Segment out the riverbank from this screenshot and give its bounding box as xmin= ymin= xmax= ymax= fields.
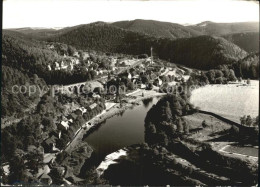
xmin=65 ymin=90 xmax=166 ymax=153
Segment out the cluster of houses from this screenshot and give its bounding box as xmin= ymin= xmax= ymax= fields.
xmin=47 ymin=58 xmax=80 ymax=71
xmin=42 ymin=102 xmax=99 ymax=153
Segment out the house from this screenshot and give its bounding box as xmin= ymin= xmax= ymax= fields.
xmin=82 ymin=52 xmax=90 ymax=60
xmin=112 ymin=67 xmax=117 ymax=71
xmin=88 ymin=92 xmax=100 ymax=98
xmin=89 ymin=103 xmax=97 ymax=110
xmin=154 ymin=77 xmax=163 ymax=86
xmin=60 ymin=61 xmax=68 ymax=69
xmin=128 ymin=73 xmax=132 ymax=79
xmin=87 ymin=60 xmax=92 ymax=65
xmin=75 ymin=59 xmax=80 ymax=64
xmin=98 ymin=70 xmax=103 ymax=75
xmin=68 ymin=62 xmax=74 ymax=71
xmin=61 ymin=121 xmax=70 ymax=130
xmin=3 ymin=164 xmax=10 ymax=176
xmin=67 ymin=113 xmax=77 ymax=121
xmin=42 ymin=135 xmax=58 ymax=153
xmin=48 ymin=44 xmax=54 ymax=49
xmin=39 ymin=173 xmax=52 ymax=185
xmin=79 ymin=107 xmax=87 ymax=114
xmin=36 ymin=165 xmax=51 ymax=178
xmin=54 ymin=62 xmax=60 ymax=70
xmin=58 ymin=131 xmax=61 ymax=139
xmin=73 ymin=51 xmax=80 ymax=58
xmin=140 ymin=84 xmax=146 ymax=89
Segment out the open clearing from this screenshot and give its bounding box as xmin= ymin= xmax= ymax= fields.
xmin=190 ymin=80 xmax=259 ymax=123
xmin=223 ymin=145 xmax=258 ymax=157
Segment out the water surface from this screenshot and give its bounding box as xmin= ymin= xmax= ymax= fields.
xmin=84 ymin=97 xmax=160 ymax=161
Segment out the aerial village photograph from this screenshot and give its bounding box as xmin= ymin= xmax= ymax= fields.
xmin=1 ymin=0 xmax=259 ymax=186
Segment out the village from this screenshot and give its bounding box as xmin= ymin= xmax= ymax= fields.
xmin=1 ymin=46 xmax=192 ymax=185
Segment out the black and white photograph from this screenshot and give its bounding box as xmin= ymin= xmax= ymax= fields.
xmin=1 ymin=0 xmax=259 ymax=186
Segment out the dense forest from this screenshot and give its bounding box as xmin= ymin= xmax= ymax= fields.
xmin=2 ymin=31 xmax=101 ymax=85
xmin=44 ymin=23 xmax=248 ymax=70
xmin=2 ymin=22 xmax=258 ymax=117
xmin=234 ymin=52 xmax=259 ymax=79
xmin=223 ymin=32 xmax=259 ymax=53
xmin=1 ymin=65 xmax=46 ymax=118
xmin=111 ymin=19 xmax=202 ymax=39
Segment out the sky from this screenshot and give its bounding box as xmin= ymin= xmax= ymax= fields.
xmin=3 ymin=0 xmax=259 ymax=29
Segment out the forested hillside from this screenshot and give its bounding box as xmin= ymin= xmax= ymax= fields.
xmin=234 ymin=52 xmax=259 ymax=79
xmin=1 ymin=65 xmax=46 ymax=118
xmin=222 ymin=32 xmax=259 ymax=53
xmin=45 ymin=22 xmax=248 ymax=70
xmin=2 ymin=31 xmax=99 ymax=85
xmin=111 ymin=19 xmax=202 ymax=39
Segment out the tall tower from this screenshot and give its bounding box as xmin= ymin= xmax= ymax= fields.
xmin=150 ymin=47 xmax=153 ymax=64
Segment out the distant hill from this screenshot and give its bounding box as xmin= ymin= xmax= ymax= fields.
xmin=222 ymin=32 xmax=259 ymax=53
xmin=7 ymin=27 xmax=59 ymax=38
xmin=188 ymin=21 xmax=259 ymax=35
xmin=111 ymin=19 xmax=202 ymax=39
xmin=44 ymin=22 xmax=248 ymax=69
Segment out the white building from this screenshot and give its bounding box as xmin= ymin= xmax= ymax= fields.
xmin=128 ymin=73 xmax=132 ymax=79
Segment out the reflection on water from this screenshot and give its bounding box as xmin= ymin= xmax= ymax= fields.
xmin=83 ymin=97 xmax=160 ymax=162
xmin=142 ymin=98 xmax=154 ymax=108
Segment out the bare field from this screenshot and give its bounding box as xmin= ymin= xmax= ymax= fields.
xmin=223 ymin=145 xmax=258 ymax=157
xmin=190 ymin=80 xmax=259 ymax=123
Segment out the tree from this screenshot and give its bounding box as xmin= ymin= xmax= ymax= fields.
xmin=173 ymin=100 xmax=182 ymax=116
xmin=146 ymin=82 xmax=153 ymax=90
xmin=185 ymin=104 xmax=190 ymax=115
xmin=221 ymin=66 xmax=230 ymax=78
xmin=8 ymin=156 xmax=28 ymax=184
xmin=200 ymin=72 xmax=209 ymax=84
xmin=68 ymin=45 xmax=76 ymax=56
xmin=127 ymin=81 xmax=135 ymax=90
xmin=27 ymin=148 xmax=44 ymax=174
xmin=49 ymin=167 xmax=64 ymax=184
xmin=158 ymin=132 xmax=168 ymax=146
xmin=176 ymin=118 xmax=183 ymax=132
xmin=206 ymin=70 xmax=215 ymax=83
xmin=215 ymin=70 xmax=223 ymax=78
xmin=202 ymin=120 xmax=208 ymax=128
xmin=246 ymin=115 xmax=253 ymax=126
xmin=240 ymin=115 xmax=246 ymax=126
xmin=165 ymin=101 xmax=172 ymax=122
xmin=148 ymin=123 xmax=157 ymax=134
xmin=215 ymin=77 xmax=224 ymax=84
xmin=229 ymin=69 xmax=237 ymax=82
xmin=183 ymin=121 xmax=190 ymax=134
xmin=253 ymin=116 xmax=259 ymax=126
xmin=42 ymin=117 xmax=56 ymax=131
xmin=141 ymin=75 xmax=149 ymax=84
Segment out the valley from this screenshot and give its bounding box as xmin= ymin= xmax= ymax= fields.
xmin=1 ymin=18 xmax=259 ymax=186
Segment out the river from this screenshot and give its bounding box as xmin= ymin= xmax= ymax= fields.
xmin=83 ymin=97 xmax=160 ymax=163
